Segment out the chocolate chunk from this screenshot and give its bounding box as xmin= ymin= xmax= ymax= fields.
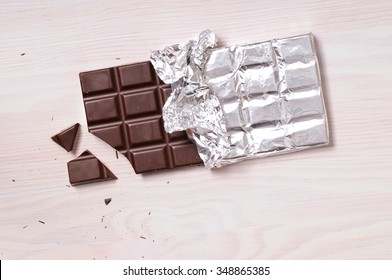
xmin=51 ymin=123 xmax=80 ymax=152
xmin=67 ymin=150 xmax=117 ymax=185
xmin=80 ymin=61 xmax=202 ymax=174
xmin=104 ymin=198 xmax=112 ymax=205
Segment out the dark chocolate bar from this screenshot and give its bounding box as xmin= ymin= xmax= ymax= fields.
xmin=79 ymin=61 xmax=202 ymax=174
xmin=67 ymin=150 xmax=117 ymax=185
xmin=51 ymin=123 xmax=80 ymax=152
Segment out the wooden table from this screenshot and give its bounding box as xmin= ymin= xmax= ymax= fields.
xmin=1 ymin=0 xmax=391 ymax=259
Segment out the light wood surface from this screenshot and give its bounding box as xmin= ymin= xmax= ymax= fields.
xmin=1 ymin=0 xmax=391 ymax=260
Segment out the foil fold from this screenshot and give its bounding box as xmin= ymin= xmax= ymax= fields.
xmin=150 ymin=30 xmax=329 ymax=168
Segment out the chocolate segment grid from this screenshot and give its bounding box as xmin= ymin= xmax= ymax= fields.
xmin=80 ymin=61 xmax=202 ymax=174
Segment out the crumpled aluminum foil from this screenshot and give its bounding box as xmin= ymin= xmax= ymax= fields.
xmin=151 ymin=30 xmax=329 ymax=168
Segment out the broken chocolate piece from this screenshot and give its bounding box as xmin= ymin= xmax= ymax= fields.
xmin=67 ymin=150 xmax=117 ymax=185
xmin=51 ymin=123 xmax=80 ymax=152
xmin=104 ymin=198 xmax=112 ymax=205
xmin=79 ymin=61 xmax=202 ymax=174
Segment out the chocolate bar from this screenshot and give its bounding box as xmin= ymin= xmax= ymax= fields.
xmin=51 ymin=123 xmax=80 ymax=152
xmin=67 ymin=150 xmax=117 ymax=185
xmin=79 ymin=62 xmax=202 ymax=174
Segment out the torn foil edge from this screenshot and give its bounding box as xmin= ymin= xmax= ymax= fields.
xmin=151 ymin=30 xmax=231 ymax=167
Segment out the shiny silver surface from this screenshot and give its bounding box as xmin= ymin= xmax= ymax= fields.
xmin=151 ymin=31 xmax=329 ymax=168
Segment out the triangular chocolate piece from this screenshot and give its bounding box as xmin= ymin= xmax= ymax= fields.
xmin=52 ymin=123 xmax=80 ymax=152
xmin=67 ymin=150 xmax=117 ymax=186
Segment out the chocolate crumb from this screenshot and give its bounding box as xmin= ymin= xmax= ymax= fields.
xmin=20 ymin=53 xmax=25 ymax=56
xmin=166 ymin=181 xmax=169 ymax=184
xmin=12 ymin=179 xmax=15 ymax=182
xmin=38 ymin=220 xmax=45 ymax=224
xmin=148 ymin=211 xmax=151 ymax=215
xmin=115 ymin=58 xmax=120 ymax=60
xmin=115 ymin=151 xmax=119 ymax=159
xmin=66 ymin=184 xmax=70 ymax=188
xmin=142 ymin=256 xmax=144 ymax=258
xmin=22 ymin=225 xmax=28 ymax=229
xmin=51 ymin=117 xmax=53 ymax=121
xmin=104 ymin=226 xmax=107 ymax=229
xmin=140 ymin=236 xmax=146 ymax=239
xmin=104 ymin=198 xmax=112 ymax=205
xmin=101 ymin=215 xmax=105 ymax=222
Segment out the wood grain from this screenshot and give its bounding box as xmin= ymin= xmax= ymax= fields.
xmin=0 ymin=0 xmax=391 ymax=259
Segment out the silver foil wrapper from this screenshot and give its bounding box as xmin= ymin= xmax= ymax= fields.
xmin=151 ymin=31 xmax=329 ymax=168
